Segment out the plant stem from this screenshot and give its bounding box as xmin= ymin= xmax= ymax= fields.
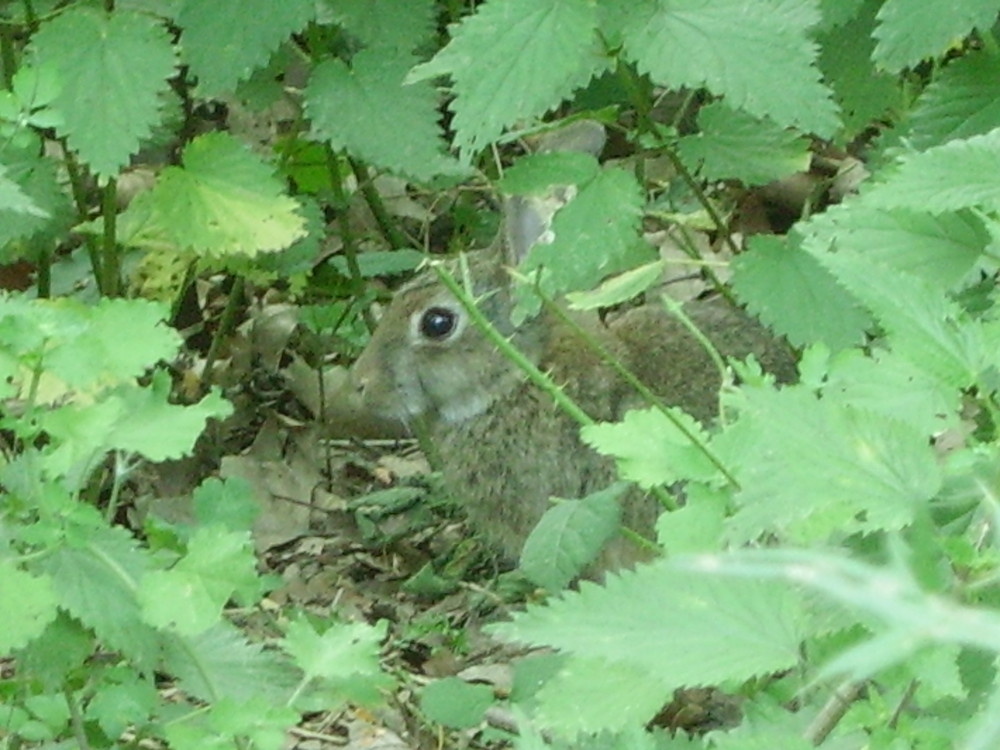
xmin=63 ymin=148 xmax=104 ymax=293
xmin=100 ymin=177 xmax=119 ymax=296
xmin=201 ymin=275 xmax=244 ymax=395
xmin=348 ymin=156 xmax=410 ymax=250
xmin=0 ymin=23 xmax=15 ymax=89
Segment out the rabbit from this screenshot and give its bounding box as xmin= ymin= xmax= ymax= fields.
xmin=349 ymin=130 xmax=795 ymax=572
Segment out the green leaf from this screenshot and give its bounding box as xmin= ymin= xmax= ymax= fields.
xmin=862 ymin=128 xmax=1000 ymax=212
xmin=0 ymin=164 xmax=46 ymax=217
xmin=283 ymin=618 xmax=387 ymax=682
xmin=732 ymin=235 xmax=871 ymax=352
xmin=491 ymin=561 xmax=805 ymax=699
xmin=621 ymin=0 xmax=839 ymax=137
xmin=410 ymin=0 xmax=607 ymax=160
xmin=520 ymin=484 xmax=624 ymax=591
xmin=498 ymin=151 xmax=602 ymax=196
xmin=872 ymin=0 xmax=1000 ymax=72
xmin=719 ymin=387 xmax=942 ymax=545
xmin=140 ymin=527 xmax=260 ymax=635
xmin=36 ymin=526 xmax=161 ymax=668
xmin=29 ymin=7 xmax=176 ymax=178
xmin=819 ymin=252 xmax=987 ymax=389
xmin=420 ymin=677 xmax=495 ymax=730
xmin=676 ymin=102 xmax=811 ymax=185
xmin=305 ymin=49 xmax=462 ymax=181
xmin=193 ymin=477 xmax=261 ymax=532
xmin=515 ymin=167 xmax=650 ymax=320
xmin=0 ymin=150 xmax=74 ymax=251
xmin=178 ymin=0 xmax=313 ymax=97
xmin=907 ymin=50 xmax=1000 ymax=150
xmin=581 ymin=407 xmax=719 ymax=489
xmin=800 ymin=205 xmax=988 ymax=290
xmin=0 ymin=563 xmax=58 ymax=653
xmin=534 ymin=657 xmax=669 ymax=735
xmin=655 ymin=484 xmax=726 ymax=555
xmin=86 ymin=671 xmax=159 ymax=739
xmin=817 ymin=0 xmax=902 ymax=141
xmin=137 ymin=132 xmax=306 ymax=257
xmin=565 ymin=260 xmax=666 ymax=310
xmin=324 ymin=0 xmax=436 ymax=53
xmin=162 ymin=622 xmax=300 ymax=703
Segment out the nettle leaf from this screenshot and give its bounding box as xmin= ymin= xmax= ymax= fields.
xmin=516 ymin=167 xmax=650 ymax=319
xmin=498 ymin=151 xmax=602 ymax=196
xmin=36 ymin=525 xmax=161 ymax=668
xmin=420 ymin=677 xmax=495 ymax=730
xmin=621 ymin=0 xmax=838 ymax=137
xmin=178 ymin=0 xmax=313 ymax=97
xmin=817 ymin=0 xmax=867 ymax=30
xmin=719 ymin=387 xmax=942 ymax=545
xmin=410 ymin=0 xmax=607 ymax=160
xmin=818 ymin=0 xmax=902 ymax=141
xmin=140 ymin=527 xmax=259 ymax=635
xmin=731 ymin=234 xmax=871 ymax=352
xmin=29 ymin=7 xmax=176 ymax=178
xmin=0 ymin=563 xmax=58 ymax=653
xmin=283 ymin=618 xmax=387 ymax=683
xmin=162 ymin=622 xmax=299 ymax=703
xmin=0 ymin=164 xmax=46 ymax=217
xmin=820 ymin=253 xmax=987 ymax=389
xmin=582 ymin=407 xmax=719 ymax=489
xmin=676 ymin=102 xmax=810 ymax=185
xmin=305 ymin=49 xmax=461 ymax=182
xmin=0 ymin=151 xmax=74 ymax=251
xmin=140 ymin=132 xmax=306 ymax=257
xmin=520 ymin=484 xmax=624 ymax=591
xmin=800 ymin=205 xmax=988 ymax=289
xmin=325 ymin=0 xmax=436 ymax=53
xmin=862 ymin=128 xmax=1000 ymax=213
xmin=907 ymin=50 xmax=1000 ymax=150
xmin=491 ymin=561 xmax=805 ymax=701
xmin=872 ymin=0 xmax=1000 ymax=73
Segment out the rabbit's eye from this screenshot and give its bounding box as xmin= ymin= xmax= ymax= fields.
xmin=419 ymin=306 xmax=458 ymax=340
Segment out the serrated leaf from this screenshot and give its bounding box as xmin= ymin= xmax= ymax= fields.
xmin=140 ymin=132 xmax=306 ymax=256
xmin=819 ymin=252 xmax=986 ymax=388
xmin=193 ymin=477 xmax=261 ymax=532
xmin=800 ymin=205 xmax=988 ymax=289
xmin=325 ymin=0 xmax=436 ymax=53
xmin=0 ymin=150 xmax=74 ymax=251
xmin=863 ymin=128 xmax=1000 ymax=213
xmin=178 ymin=0 xmax=313 ymax=96
xmin=306 ymin=49 xmax=461 ymax=181
xmin=676 ymin=102 xmax=811 ymax=185
xmin=0 ymin=563 xmax=58 ymax=653
xmin=565 ymin=260 xmax=666 ymax=310
xmin=420 ymin=677 xmax=495 ymax=729
xmin=719 ymin=387 xmax=941 ymax=545
xmin=491 ymin=561 xmax=805 ymax=698
xmin=515 ymin=167 xmax=650 ymax=319
xmin=655 ymin=484 xmax=726 ymax=555
xmin=818 ymin=0 xmax=901 ymax=141
xmin=283 ymin=618 xmax=387 ymax=683
xmin=872 ymin=0 xmax=1000 ymax=72
xmin=907 ymin=50 xmax=1000 ymax=150
xmin=0 ymin=164 xmax=46 ymax=217
xmin=162 ymin=622 xmax=299 ymax=703
xmin=582 ymin=407 xmax=718 ymax=489
xmin=498 ymin=151 xmax=602 ymax=196
xmin=731 ymin=234 xmax=871 ymax=352
xmin=410 ymin=0 xmax=607 ymax=160
xmin=534 ymin=657 xmax=668 ymax=735
xmin=622 ymin=0 xmax=839 ymax=137
xmin=36 ymin=526 xmax=161 ymax=668
xmin=520 ymin=485 xmax=623 ymax=591
xmin=140 ymin=527 xmax=259 ymax=635
xmin=30 ymin=7 xmax=176 ymax=178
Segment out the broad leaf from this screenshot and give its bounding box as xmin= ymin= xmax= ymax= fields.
xmin=873 ymin=0 xmax=1000 ymax=72
xmin=324 ymin=0 xmax=436 ymax=53
xmin=0 ymin=563 xmax=58 ymax=653
xmin=305 ymin=49 xmax=461 ymax=181
xmin=492 ymin=561 xmax=805 ymax=698
xmin=677 ymin=102 xmax=811 ymax=185
xmin=178 ymin=0 xmax=313 ymax=97
xmin=621 ymin=0 xmax=839 ymax=136
xmin=731 ymin=234 xmax=871 ymax=352
xmin=135 ymin=132 xmax=306 ymax=257
xmin=410 ymin=0 xmax=607 ymax=160
xmin=30 ymin=7 xmax=176 ymax=178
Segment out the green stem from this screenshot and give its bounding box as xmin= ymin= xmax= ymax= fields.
xmin=64 ymin=688 xmax=92 ymax=750
xmin=34 ymin=244 xmax=51 ymax=298
xmin=660 ymin=146 xmax=741 ymax=257
xmin=327 ymin=147 xmax=376 ymax=332
xmin=0 ymin=23 xmax=15 ymax=89
xmin=201 ymin=275 xmax=244 ymax=395
xmin=63 ymin=149 xmax=104 ymax=292
xmin=100 ymin=177 xmax=119 ymax=296
xmin=348 ymin=156 xmax=410 ymax=250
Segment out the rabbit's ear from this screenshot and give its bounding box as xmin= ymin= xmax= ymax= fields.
xmin=535 ymin=119 xmax=606 ymax=156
